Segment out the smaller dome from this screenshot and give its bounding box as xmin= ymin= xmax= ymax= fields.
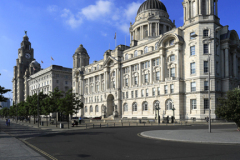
xmin=30 ymin=60 xmax=40 ymax=66
xmin=75 ymin=44 xmax=88 ymax=54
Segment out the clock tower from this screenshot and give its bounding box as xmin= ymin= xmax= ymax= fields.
xmin=12 ymin=33 xmax=41 ymax=104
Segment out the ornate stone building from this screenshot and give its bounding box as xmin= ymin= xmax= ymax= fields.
xmin=12 ymin=34 xmax=41 ymax=104
xmin=73 ymin=0 xmax=240 ymax=120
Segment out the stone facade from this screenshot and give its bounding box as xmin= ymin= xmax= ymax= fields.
xmin=26 ymin=65 xmax=72 ymax=98
xmin=74 ymin=0 xmax=240 ymax=120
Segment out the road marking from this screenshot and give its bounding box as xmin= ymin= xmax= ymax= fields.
xmin=22 ymin=140 xmax=58 ymax=160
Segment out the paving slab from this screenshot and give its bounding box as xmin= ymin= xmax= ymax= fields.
xmin=141 ymin=129 xmax=240 ymax=144
xmin=0 ymin=132 xmax=46 ymax=160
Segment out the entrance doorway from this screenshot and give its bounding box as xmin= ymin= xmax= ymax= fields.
xmin=106 ymin=94 xmax=114 ymax=117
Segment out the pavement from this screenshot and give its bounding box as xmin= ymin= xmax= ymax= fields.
xmin=0 ymin=131 xmax=46 ymax=160
xmin=141 ymin=128 xmax=240 ymax=144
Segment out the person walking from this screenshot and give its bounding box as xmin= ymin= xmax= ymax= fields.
xmin=8 ymin=119 xmax=10 ymax=126
xmin=6 ymin=119 xmax=8 ymax=126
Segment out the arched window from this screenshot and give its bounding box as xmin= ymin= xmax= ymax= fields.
xmin=132 ymin=102 xmax=137 ymax=111
xmin=169 ymin=39 xmax=175 ymax=46
xmin=95 ymin=105 xmax=99 ymax=112
xmin=90 ymin=105 xmax=93 ymax=112
xmin=134 ymin=50 xmax=138 ymax=57
xmin=97 ymin=65 xmax=99 ymax=70
xmin=91 ymin=67 xmax=94 ymax=72
xmin=85 ymin=106 xmax=88 ymax=113
xmin=166 ymin=99 xmax=173 ymax=110
xmin=144 ymin=47 xmax=148 ymax=54
xmin=124 ymin=103 xmax=128 ymax=112
xmin=125 ymin=54 xmax=128 ymax=60
xmin=143 ymin=101 xmax=148 ymax=111
xmin=155 ymin=43 xmax=158 ymax=50
xmin=154 ymin=101 xmax=160 ymax=110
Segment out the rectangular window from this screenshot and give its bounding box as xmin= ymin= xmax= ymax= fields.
xmin=203 ymin=30 xmax=209 ymax=37
xmin=190 ymin=32 xmax=195 ymax=39
xmin=170 ymin=68 xmax=175 ymax=77
xmin=190 ymin=46 xmax=195 ymax=56
xmin=152 ymin=88 xmax=155 ymax=96
xmin=65 ymin=81 xmax=68 ymax=85
xmin=125 ymin=79 xmax=129 ymax=86
xmin=141 ymin=90 xmax=144 ymax=97
xmin=204 ymin=44 xmax=209 ymax=54
xmin=204 ymin=81 xmax=209 ymax=91
xmin=56 ymin=80 xmax=59 ymax=84
xmin=157 ymin=87 xmax=160 ymax=95
xmin=190 ymin=63 xmax=196 ymax=74
xmin=204 ymin=99 xmax=209 ymax=109
xmin=131 ymin=91 xmax=134 ymax=98
xmin=191 ymin=82 xmax=196 ymax=92
xmin=56 ymin=74 xmax=59 ymax=77
xmin=126 ymin=92 xmax=128 ymax=99
xmin=146 ymin=89 xmax=148 ymax=97
xmin=134 ymin=76 xmax=138 ymax=85
xmin=191 ymin=99 xmax=197 ymax=110
xmin=164 ymin=85 xmax=168 ymax=94
xmin=145 ymin=74 xmax=148 ymax=83
xmin=204 ymin=61 xmax=208 ymax=73
xmin=122 ymin=92 xmax=125 ymax=99
xmin=170 ymin=84 xmax=174 ymax=93
xmin=156 ymin=72 xmax=160 ymax=81
xmin=170 ymin=55 xmax=175 ymax=61
xmin=135 ymin=90 xmax=138 ymax=98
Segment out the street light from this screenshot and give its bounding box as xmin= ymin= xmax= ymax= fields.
xmin=155 ymin=102 xmax=160 ymax=124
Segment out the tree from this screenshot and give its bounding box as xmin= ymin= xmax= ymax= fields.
xmin=1 ymin=107 xmax=9 ymax=118
xmin=58 ymin=89 xmax=83 ymax=129
xmin=216 ymin=88 xmax=240 ymax=130
xmin=0 ymin=86 xmax=11 ymax=102
xmin=28 ymin=94 xmax=38 ymax=124
xmin=48 ymin=87 xmax=63 ymax=127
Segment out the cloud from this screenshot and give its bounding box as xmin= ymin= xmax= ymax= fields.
xmin=61 ymin=9 xmax=83 ymax=28
xmin=47 ymin=5 xmax=59 ymax=13
xmin=81 ymin=0 xmax=113 ymax=20
xmin=101 ymin=31 xmax=108 ymax=37
xmin=124 ymin=2 xmax=142 ymax=21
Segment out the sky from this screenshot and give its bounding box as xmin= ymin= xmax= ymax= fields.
xmin=0 ymin=0 xmax=240 ymax=101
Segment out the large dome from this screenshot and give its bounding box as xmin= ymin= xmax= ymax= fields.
xmin=137 ymin=0 xmax=167 ymax=15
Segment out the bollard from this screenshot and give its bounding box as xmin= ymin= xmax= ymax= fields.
xmin=86 ymin=124 xmax=87 ymax=129
xmin=100 ymin=123 xmax=101 ymax=128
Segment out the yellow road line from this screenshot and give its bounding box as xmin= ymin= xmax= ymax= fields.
xmin=22 ymin=140 xmax=58 ymax=160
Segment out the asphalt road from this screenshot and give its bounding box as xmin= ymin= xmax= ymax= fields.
xmin=21 ymin=124 xmax=240 ymax=160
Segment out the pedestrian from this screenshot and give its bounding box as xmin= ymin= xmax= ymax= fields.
xmin=79 ymin=117 xmax=82 ymax=124
xmin=6 ymin=119 xmax=8 ymax=126
xmin=8 ymin=119 xmax=10 ymax=126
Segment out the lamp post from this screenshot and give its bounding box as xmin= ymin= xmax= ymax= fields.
xmin=155 ymin=102 xmax=160 ymax=124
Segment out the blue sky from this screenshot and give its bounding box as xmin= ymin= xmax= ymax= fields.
xmin=1 ymin=0 xmax=240 ymax=100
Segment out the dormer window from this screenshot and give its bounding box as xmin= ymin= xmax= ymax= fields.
xmin=169 ymin=39 xmax=175 ymax=46
xmin=134 ymin=50 xmax=138 ymax=57
xmin=125 ymin=54 xmax=128 ymax=60
xmin=144 ymin=47 xmax=148 ymax=54
xmin=155 ymin=43 xmax=158 ymax=50
xmin=190 ymin=32 xmax=197 ymax=39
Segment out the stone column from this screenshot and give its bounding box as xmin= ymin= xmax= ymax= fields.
xmin=157 ymin=23 xmax=159 ymax=36
xmin=139 ymin=63 xmax=142 ymax=85
xmin=221 ymin=50 xmax=225 ymax=78
xmin=163 ymin=25 xmax=166 ymax=34
xmin=215 ymin=0 xmax=218 ymax=16
xmin=150 ymin=60 xmax=153 ymax=84
xmin=196 ymin=0 xmax=199 ymax=15
xmin=234 ymin=52 xmax=237 ymax=77
xmin=211 ymin=0 xmax=214 ymax=15
xmin=209 ymin=0 xmax=212 ymax=15
xmin=187 ymin=1 xmax=189 ymax=19
xmin=199 ymin=0 xmax=202 ymax=15
xmin=115 ymin=68 xmax=118 ymax=89
xmin=148 ymin=23 xmax=150 ymax=37
xmin=133 ymin=31 xmax=135 ymax=41
xmin=150 ymin=23 xmax=152 ymax=37
xmin=160 ymin=51 xmax=165 ymax=81
xmin=129 ymin=66 xmax=132 ymax=87
xmin=225 ymin=48 xmax=229 ymax=78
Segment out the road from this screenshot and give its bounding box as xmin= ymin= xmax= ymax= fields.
xmin=1 ymin=120 xmax=240 ymax=160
